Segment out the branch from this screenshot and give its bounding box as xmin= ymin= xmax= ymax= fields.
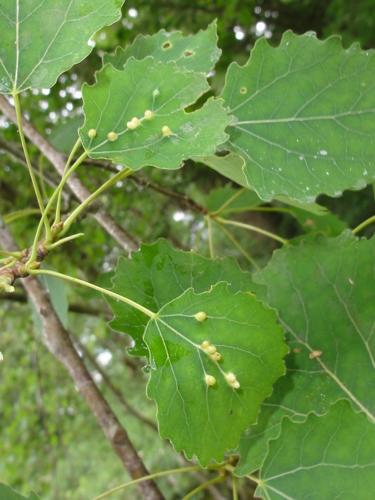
xmin=73 ymin=336 xmax=158 ymax=433
xmin=0 ymin=96 xmax=137 ymax=253
xmin=0 ymin=220 xmax=164 ymax=500
xmin=0 ymin=136 xmax=69 ymax=200
xmin=83 ymin=157 xmax=207 ymax=215
xmin=0 ymin=291 xmax=111 ymax=319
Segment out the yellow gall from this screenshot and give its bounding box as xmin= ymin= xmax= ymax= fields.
xmin=204 ymin=374 xmax=216 ymax=387
xmin=206 ymin=344 xmax=217 ymax=355
xmin=161 ymin=125 xmax=173 ymax=137
xmin=107 ymin=131 xmax=118 ymax=142
xmin=88 ymin=128 xmax=97 ymax=139
xmin=195 ymin=311 xmax=207 ymax=322
xmin=225 ymin=372 xmax=240 ymax=389
xmin=127 ymin=117 xmax=141 ymax=130
xmin=210 ymin=352 xmax=222 ymax=362
xmin=144 ymin=110 xmax=154 ymax=120
xmin=201 ymin=340 xmax=210 ymax=349
xmin=225 ymin=372 xmax=237 ymax=384
xmin=309 ymin=350 xmax=323 ymax=359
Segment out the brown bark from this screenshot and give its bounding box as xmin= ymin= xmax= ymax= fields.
xmin=0 ymin=220 xmax=164 ymax=500
xmin=0 ymin=95 xmax=137 ymax=253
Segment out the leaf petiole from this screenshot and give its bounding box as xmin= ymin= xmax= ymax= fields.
xmin=28 ymin=268 xmax=156 ymax=319
xmin=27 ymin=151 xmax=88 ymax=265
xmin=182 ymin=475 xmax=225 ymax=499
xmin=61 ymin=167 xmax=133 ymax=235
xmin=215 ymin=216 xmax=288 ymax=245
xmin=94 ymin=465 xmax=203 ymax=499
xmin=13 ymin=92 xmax=51 ymax=239
xmin=54 ymin=137 xmax=82 ymax=225
xmin=352 ymin=214 xmax=375 ymax=235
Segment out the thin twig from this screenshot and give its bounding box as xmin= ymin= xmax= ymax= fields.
xmin=0 ymin=95 xmax=137 ymax=253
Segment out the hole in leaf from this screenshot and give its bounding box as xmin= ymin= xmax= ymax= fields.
xmin=240 ymin=86 xmax=247 ymax=94
xmin=162 ymin=41 xmax=172 ymax=50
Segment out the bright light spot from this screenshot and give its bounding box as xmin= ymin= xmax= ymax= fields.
xmin=41 ymin=88 xmax=50 ymax=96
xmin=254 ymin=6 xmax=262 ymax=14
xmin=234 ymin=25 xmax=245 ymax=40
xmin=173 ymin=211 xmax=185 ymax=222
xmin=128 ymin=7 xmax=138 ymax=18
xmin=39 ymin=100 xmax=49 ymax=110
xmin=255 ymin=21 xmax=267 ymax=36
xmin=48 ymin=111 xmax=58 ymax=122
xmin=87 ymin=39 xmax=96 ymax=47
xmin=97 ymin=350 xmax=113 ymax=367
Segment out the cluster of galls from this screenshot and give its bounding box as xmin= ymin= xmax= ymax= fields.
xmin=87 ymin=108 xmax=175 ymax=143
xmin=194 ymin=310 xmax=240 ymax=391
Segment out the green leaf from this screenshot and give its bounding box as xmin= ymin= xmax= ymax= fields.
xmin=198 ymin=153 xmax=249 ymax=187
xmin=103 ymin=20 xmax=221 ymax=74
xmin=0 ymin=484 xmax=39 ymax=500
xmin=199 ymin=153 xmax=332 ymax=215
xmin=145 ymin=282 xmax=287 ymax=465
xmin=290 ymin=206 xmax=347 ymax=236
xmin=255 ymin=401 xmax=375 ymax=499
xmin=108 ymin=239 xmax=259 ymax=356
xmin=205 ymin=186 xmax=262 ymax=215
xmin=80 ymin=58 xmax=230 ymax=170
xmin=49 ymin=115 xmax=83 ymax=154
xmin=0 ymin=0 xmax=124 ymax=94
xmin=221 ymin=31 xmax=375 ymax=202
xmin=236 ymin=232 xmax=375 ymax=475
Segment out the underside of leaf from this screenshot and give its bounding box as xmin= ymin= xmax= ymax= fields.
xmin=236 ymin=231 xmax=375 ymax=475
xmin=80 ymin=58 xmax=230 ymax=169
xmin=221 ymin=31 xmax=375 ymax=202
xmin=108 ymin=239 xmax=259 ymax=356
xmin=145 ymin=282 xmax=288 ymax=465
xmin=103 ymin=20 xmax=221 ymax=74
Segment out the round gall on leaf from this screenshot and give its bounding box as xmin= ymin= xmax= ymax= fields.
xmin=225 ymin=372 xmax=237 ymax=384
xmin=144 ymin=110 xmax=154 ymax=120
xmin=204 ymin=374 xmax=216 ymax=387
xmin=88 ymin=128 xmax=97 ymax=139
xmin=107 ymin=131 xmax=118 ymax=142
xmin=127 ymin=117 xmax=141 ymax=130
xmin=206 ymin=344 xmax=217 ymax=355
xmin=195 ymin=311 xmax=207 ymax=322
xmin=161 ymin=125 xmax=173 ymax=137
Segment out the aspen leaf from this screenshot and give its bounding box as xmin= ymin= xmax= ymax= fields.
xmin=0 ymin=0 xmax=124 ymax=93
xmin=220 ymin=32 xmax=375 ymax=202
